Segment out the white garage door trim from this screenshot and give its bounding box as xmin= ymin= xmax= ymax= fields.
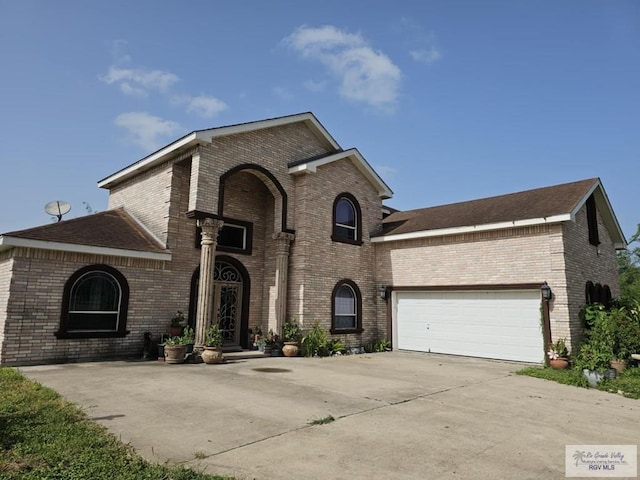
xmin=393 ymin=289 xmax=544 ymax=363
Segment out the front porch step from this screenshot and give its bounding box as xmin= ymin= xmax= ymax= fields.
xmin=223 ymin=350 xmax=271 ymax=361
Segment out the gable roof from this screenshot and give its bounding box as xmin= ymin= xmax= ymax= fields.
xmin=372 ymin=178 xmax=626 ymax=249
xmin=288 ymin=148 xmax=393 ymax=199
xmin=0 ymin=208 xmax=170 ymax=260
xmin=98 ymin=112 xmax=341 ymax=189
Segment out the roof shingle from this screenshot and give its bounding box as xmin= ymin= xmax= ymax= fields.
xmin=2 ymin=208 xmax=167 ymax=253
xmin=380 ymin=178 xmax=599 ymax=236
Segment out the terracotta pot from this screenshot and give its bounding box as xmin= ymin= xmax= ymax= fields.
xmin=164 ymin=345 xmax=186 ymax=364
xmin=202 ymin=347 xmax=224 ymax=364
xmin=169 ymin=326 xmax=183 ymax=337
xmin=611 ymin=359 xmax=627 ymax=375
xmin=282 ymin=342 xmax=300 ymax=357
xmin=549 ymin=358 xmax=569 ymax=370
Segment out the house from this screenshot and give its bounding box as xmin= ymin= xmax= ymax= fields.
xmin=0 ymin=112 xmax=626 ymax=366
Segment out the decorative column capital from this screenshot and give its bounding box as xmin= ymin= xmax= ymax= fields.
xmin=272 ymin=232 xmax=295 ymax=256
xmin=198 ymin=218 xmax=224 ymax=246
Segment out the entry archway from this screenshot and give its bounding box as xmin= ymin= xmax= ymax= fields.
xmin=189 ymin=256 xmax=250 ymax=349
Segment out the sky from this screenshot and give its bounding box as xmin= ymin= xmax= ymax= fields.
xmin=1 ymin=1 xmax=639 ymax=241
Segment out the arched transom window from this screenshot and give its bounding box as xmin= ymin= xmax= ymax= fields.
xmin=56 ymin=265 xmax=129 ymax=338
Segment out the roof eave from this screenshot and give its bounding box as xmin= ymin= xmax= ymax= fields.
xmin=98 ymin=112 xmax=341 ymax=190
xmin=98 ymin=132 xmax=202 ymax=189
xmin=567 ymin=179 xmax=627 ymax=247
xmin=0 ymin=235 xmax=171 ymax=261
xmin=371 ymin=214 xmax=571 ymax=243
xmin=288 ymin=148 xmax=393 ymax=199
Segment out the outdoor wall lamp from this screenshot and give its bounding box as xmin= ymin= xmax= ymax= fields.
xmin=541 ymin=282 xmax=552 ymax=302
xmin=378 ymin=285 xmax=388 ymax=300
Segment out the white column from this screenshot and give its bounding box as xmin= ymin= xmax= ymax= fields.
xmin=195 ymin=218 xmax=224 ymax=350
xmin=273 ymin=232 xmax=295 ymax=335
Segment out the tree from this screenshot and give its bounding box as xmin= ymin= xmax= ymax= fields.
xmin=618 ymin=224 xmax=640 ymax=302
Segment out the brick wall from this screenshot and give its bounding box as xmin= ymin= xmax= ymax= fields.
xmin=374 ymin=224 xmax=570 ymax=346
xmin=0 ymin=248 xmax=173 ymax=366
xmin=193 ymin=123 xmax=332 ymax=228
xmin=374 ymin=204 xmax=620 ymax=353
xmin=0 ymin=254 xmax=13 ymax=360
xmin=290 ymin=159 xmax=386 ymax=347
xmin=561 ymin=203 xmax=620 ymax=346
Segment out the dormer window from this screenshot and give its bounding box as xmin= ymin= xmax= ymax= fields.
xmin=332 ymin=193 xmax=363 ymax=245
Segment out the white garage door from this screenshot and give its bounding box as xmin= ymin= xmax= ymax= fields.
xmin=395 ymin=290 xmax=544 ymax=363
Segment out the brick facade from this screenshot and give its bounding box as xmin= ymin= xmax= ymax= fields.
xmin=0 ymin=115 xmax=623 ymax=366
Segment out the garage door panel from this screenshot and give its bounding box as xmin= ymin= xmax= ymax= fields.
xmin=396 ymin=290 xmax=543 ymax=363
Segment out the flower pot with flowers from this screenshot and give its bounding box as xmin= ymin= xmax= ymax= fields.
xmin=202 ymin=324 xmax=224 ymax=364
xmin=163 ymin=335 xmax=187 ymax=364
xmin=547 ymin=338 xmax=570 ymax=370
xmin=169 ymin=310 xmax=185 ymax=337
xmin=264 ymin=329 xmax=281 ymax=356
xmin=282 ymin=319 xmax=302 ymax=357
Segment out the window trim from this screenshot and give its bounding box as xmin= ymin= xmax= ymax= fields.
xmin=330 ymin=279 xmax=363 ymax=334
xmin=56 ymin=264 xmax=130 ymax=339
xmin=331 ymin=193 xmax=363 ymax=245
xmin=195 ymin=217 xmax=253 ymax=255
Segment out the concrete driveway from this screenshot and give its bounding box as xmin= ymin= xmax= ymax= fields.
xmin=19 ymin=352 xmax=638 ymax=480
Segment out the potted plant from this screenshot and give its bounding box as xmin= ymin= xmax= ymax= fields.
xmin=181 ymin=325 xmax=195 ymax=354
xmin=163 ymin=335 xmax=186 ymax=364
xmin=201 ymin=323 xmax=224 ymax=364
xmin=264 ymin=329 xmax=280 ymax=356
xmin=547 ymin=338 xmax=570 ymax=370
xmin=282 ymin=319 xmax=302 ymax=357
xmin=575 ymin=340 xmax=615 ymax=387
xmin=169 ymin=310 xmax=185 ymax=337
xmin=609 ymin=306 xmax=640 ymax=374
xmin=252 ymin=326 xmax=263 ymax=351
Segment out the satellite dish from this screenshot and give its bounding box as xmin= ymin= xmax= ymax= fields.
xmin=45 ymin=200 xmax=71 ymax=222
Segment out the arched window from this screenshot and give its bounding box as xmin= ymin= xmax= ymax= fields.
xmin=331 ymin=279 xmax=363 ymax=333
xmin=332 ymin=193 xmax=362 ymax=245
xmin=56 ymin=265 xmax=129 ymax=339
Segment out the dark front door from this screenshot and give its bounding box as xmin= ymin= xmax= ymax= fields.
xmin=213 ymin=261 xmax=243 ymax=347
xmin=189 ymin=259 xmax=246 ymax=349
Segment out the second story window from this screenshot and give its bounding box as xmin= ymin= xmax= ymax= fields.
xmin=332 ymin=193 xmax=362 ymax=245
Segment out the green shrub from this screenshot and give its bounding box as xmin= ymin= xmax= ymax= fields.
xmin=301 ymin=323 xmax=344 ymax=357
xmin=302 ymin=323 xmax=327 ymax=357
xmin=575 ymin=302 xmax=640 ymax=369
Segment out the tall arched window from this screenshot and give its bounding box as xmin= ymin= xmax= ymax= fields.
xmin=56 ymin=265 xmax=129 ymax=338
xmin=332 ymin=193 xmax=362 ymax=245
xmin=331 ymin=279 xmax=363 ymax=333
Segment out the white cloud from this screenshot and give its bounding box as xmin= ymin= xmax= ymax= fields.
xmin=399 ymin=18 xmax=442 ymax=66
xmin=179 ymin=94 xmax=228 ymax=118
xmin=101 ymin=66 xmax=180 ymax=96
xmin=114 ymin=112 xmax=181 ymax=151
xmin=410 ymin=46 xmax=442 ymax=65
xmin=283 ymin=25 xmax=401 ymax=110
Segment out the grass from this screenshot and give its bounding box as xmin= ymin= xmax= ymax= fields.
xmin=308 ymin=415 xmax=335 ymax=425
xmin=517 ymin=365 xmax=640 ymax=399
xmin=0 ymin=367 xmax=232 ymax=480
